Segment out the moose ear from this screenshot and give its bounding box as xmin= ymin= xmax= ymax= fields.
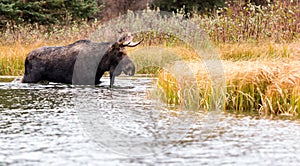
xmin=108 ymin=42 xmax=120 ymax=52
xmin=112 ymin=42 xmax=120 ymax=48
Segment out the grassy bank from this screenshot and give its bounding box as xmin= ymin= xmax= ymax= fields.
xmin=146 ymin=42 xmax=300 ymax=116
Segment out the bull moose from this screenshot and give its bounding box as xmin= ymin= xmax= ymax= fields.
xmin=22 ymin=33 xmax=142 ymax=87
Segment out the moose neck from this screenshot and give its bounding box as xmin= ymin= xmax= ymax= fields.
xmin=95 ymin=52 xmax=111 ymax=84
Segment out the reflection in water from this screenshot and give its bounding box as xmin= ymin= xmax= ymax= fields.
xmin=1 ymin=77 xmax=300 ymax=165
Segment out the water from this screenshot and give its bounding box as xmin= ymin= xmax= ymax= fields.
xmin=1 ymin=77 xmax=300 ymax=165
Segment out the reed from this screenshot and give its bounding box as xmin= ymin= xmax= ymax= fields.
xmin=225 ymin=60 xmax=300 ymax=116
xmin=196 ymin=0 xmax=300 ymax=43
xmin=156 ymin=58 xmax=300 ymax=116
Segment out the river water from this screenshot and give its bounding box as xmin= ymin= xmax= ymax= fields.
xmin=1 ymin=77 xmax=300 ymax=165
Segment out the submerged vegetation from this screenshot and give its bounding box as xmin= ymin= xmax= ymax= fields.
xmin=0 ymin=1 xmax=299 ymax=116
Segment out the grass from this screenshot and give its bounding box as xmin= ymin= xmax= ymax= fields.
xmin=149 ymin=0 xmax=300 ymax=116
xmin=152 ymin=48 xmax=300 ymax=116
xmin=0 ymin=44 xmax=25 ymax=76
xmin=0 ymin=22 xmax=97 ymax=75
xmin=221 ymin=60 xmax=300 ymax=116
xmin=219 ymin=42 xmax=292 ymax=61
xmin=130 ymin=40 xmax=300 ymax=116
xmin=0 ymin=42 xmax=72 ymax=76
xmin=196 ymin=0 xmax=300 ymax=43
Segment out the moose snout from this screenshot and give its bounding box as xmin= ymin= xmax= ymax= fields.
xmin=119 ymin=56 xmax=135 ymax=76
xmin=124 ymin=64 xmax=135 ymax=76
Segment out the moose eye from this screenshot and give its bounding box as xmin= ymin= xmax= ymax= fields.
xmin=118 ymin=52 xmax=123 ymax=57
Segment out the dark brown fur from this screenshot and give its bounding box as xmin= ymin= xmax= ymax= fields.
xmin=22 ymin=39 xmax=136 ymax=87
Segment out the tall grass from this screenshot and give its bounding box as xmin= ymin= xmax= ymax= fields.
xmin=155 ymin=58 xmax=300 ymax=116
xmin=0 ymin=21 xmax=98 ymax=46
xmin=224 ymin=60 xmax=300 ymax=116
xmin=0 ymin=22 xmax=99 ymax=75
xmin=196 ymin=0 xmax=300 ymax=43
xmin=0 ymin=44 xmax=26 ymax=76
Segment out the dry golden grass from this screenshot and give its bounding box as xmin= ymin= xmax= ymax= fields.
xmin=218 ymin=41 xmax=300 ymax=61
xmin=0 ymin=40 xmax=80 ymax=76
xmin=0 ymin=44 xmax=26 ymax=75
xmin=154 ymin=41 xmax=300 ymax=116
xmin=223 ymin=60 xmax=300 ymax=116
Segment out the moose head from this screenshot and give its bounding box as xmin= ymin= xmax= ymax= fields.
xmin=98 ymin=33 xmax=143 ymax=87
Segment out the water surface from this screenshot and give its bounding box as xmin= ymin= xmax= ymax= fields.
xmin=1 ymin=77 xmax=300 ymax=165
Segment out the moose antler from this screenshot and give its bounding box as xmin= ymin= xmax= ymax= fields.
xmin=126 ymin=38 xmax=144 ymax=47
xmin=117 ymin=33 xmax=143 ymax=47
